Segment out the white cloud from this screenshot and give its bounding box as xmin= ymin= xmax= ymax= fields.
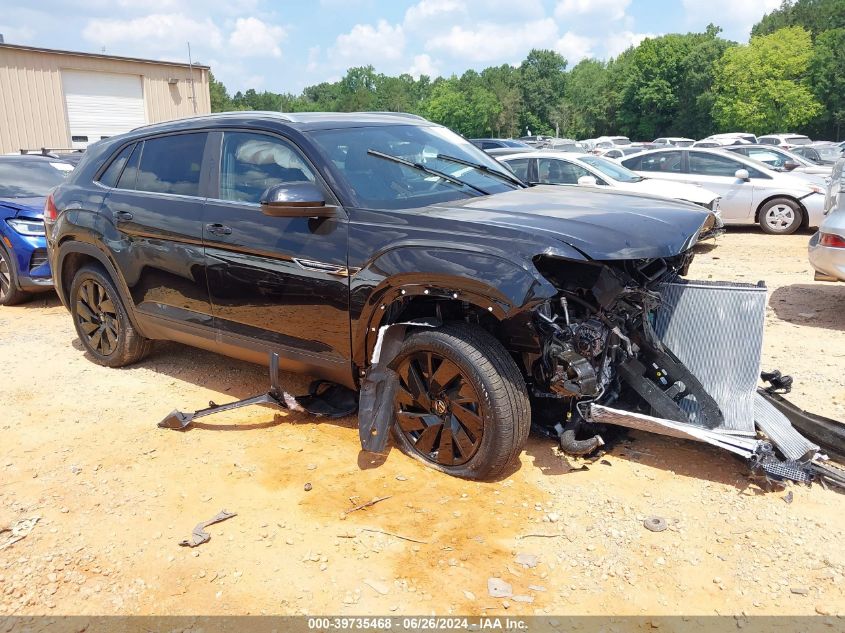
xmin=82 ymin=13 xmax=224 ymax=52
xmin=404 ymin=0 xmax=466 ymax=31
xmin=681 ymin=0 xmax=780 ymax=40
xmin=554 ymin=32 xmax=595 ymax=63
xmin=228 ymin=17 xmax=286 ymax=58
xmin=331 ymin=19 xmax=406 ymax=66
xmin=0 ymin=23 xmax=36 ymax=44
xmin=407 ymin=53 xmax=439 ymax=78
xmin=555 ymin=0 xmax=631 ymax=22
xmin=605 ymin=30 xmax=656 ymax=57
xmin=426 ymin=18 xmax=558 ymax=62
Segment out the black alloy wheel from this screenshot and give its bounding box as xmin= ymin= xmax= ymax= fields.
xmin=395 ymin=350 xmax=484 ymax=466
xmin=75 ymin=278 xmax=120 ymax=356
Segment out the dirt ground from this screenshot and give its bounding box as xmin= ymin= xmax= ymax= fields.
xmin=1 ymin=229 xmax=844 ymax=619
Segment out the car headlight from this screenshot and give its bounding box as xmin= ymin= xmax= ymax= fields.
xmin=6 ymin=218 xmax=46 ymax=236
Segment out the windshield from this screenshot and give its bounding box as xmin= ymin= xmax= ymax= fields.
xmin=579 ymin=155 xmax=642 ymax=183
xmin=0 ymin=160 xmax=71 ymax=198
xmin=816 ymin=145 xmax=844 ymax=161
xmin=307 ymin=125 xmax=518 ymax=209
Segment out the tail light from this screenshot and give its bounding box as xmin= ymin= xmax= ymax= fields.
xmin=44 ymin=193 xmax=58 ymax=222
xmin=820 ymin=232 xmax=845 ymax=248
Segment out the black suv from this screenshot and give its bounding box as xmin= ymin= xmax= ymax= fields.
xmin=47 ymin=112 xmax=711 ymax=479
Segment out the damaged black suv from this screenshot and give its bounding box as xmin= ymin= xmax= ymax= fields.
xmin=46 ymin=112 xmax=714 ymax=480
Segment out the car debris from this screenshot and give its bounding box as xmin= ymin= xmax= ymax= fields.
xmin=0 ymin=516 xmax=39 ymax=551
xmin=344 ymin=496 xmax=391 ymax=516
xmin=178 ymin=510 xmax=237 ymax=548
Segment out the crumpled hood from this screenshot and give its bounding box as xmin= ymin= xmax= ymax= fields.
xmin=624 ymin=178 xmax=718 ymax=206
xmin=0 ymin=197 xmax=45 ymax=220
xmin=429 ymin=185 xmax=708 ymax=260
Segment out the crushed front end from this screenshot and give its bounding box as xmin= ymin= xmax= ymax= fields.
xmin=526 ymin=250 xmax=839 ymax=486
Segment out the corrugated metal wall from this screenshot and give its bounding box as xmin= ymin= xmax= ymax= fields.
xmin=0 ymin=46 xmax=211 ymax=154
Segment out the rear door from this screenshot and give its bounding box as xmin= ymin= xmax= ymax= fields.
xmin=686 ymin=151 xmax=754 ymax=222
xmin=99 ymin=132 xmax=213 ymax=324
xmin=624 ymin=150 xmax=686 ymax=183
xmin=201 ymin=130 xmax=352 ymax=382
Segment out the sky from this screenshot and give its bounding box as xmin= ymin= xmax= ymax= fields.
xmin=0 ymin=0 xmax=782 ymax=95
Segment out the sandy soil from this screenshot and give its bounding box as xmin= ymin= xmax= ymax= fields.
xmin=1 ymin=229 xmax=844 ymax=619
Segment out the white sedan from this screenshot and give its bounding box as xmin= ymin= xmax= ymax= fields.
xmin=499 ymin=150 xmax=723 ymax=219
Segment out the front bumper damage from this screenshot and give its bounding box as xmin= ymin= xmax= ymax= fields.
xmin=531 ymin=257 xmax=844 ymax=488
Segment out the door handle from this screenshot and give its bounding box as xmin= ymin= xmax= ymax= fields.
xmin=206 ymin=223 xmax=232 ymax=236
xmin=115 ymin=211 xmax=133 ymax=221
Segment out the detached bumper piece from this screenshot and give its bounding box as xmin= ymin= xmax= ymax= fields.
xmin=585 ymin=279 xmax=844 ymax=488
xmin=158 ymin=352 xmax=356 ymax=431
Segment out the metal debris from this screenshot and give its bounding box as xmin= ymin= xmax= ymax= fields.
xmin=178 ymin=510 xmax=237 ymax=548
xmin=0 ymin=516 xmax=39 ymax=551
xmin=344 ymin=496 xmax=391 ymax=515
xmin=643 ymin=516 xmax=667 ymax=533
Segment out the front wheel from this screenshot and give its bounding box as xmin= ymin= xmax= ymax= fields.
xmin=390 ymin=323 xmax=530 ymax=480
xmin=0 ymin=245 xmax=31 ymax=306
xmin=759 ymin=198 xmax=803 ymax=235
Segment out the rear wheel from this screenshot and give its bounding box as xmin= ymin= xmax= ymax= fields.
xmin=70 ymin=264 xmax=151 ymax=367
xmin=0 ymin=246 xmax=30 ymax=306
xmin=390 ymin=323 xmax=530 ymax=480
xmin=759 ymin=197 xmax=803 ymax=235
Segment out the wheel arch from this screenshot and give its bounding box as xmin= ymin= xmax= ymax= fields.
xmin=55 ymin=239 xmax=146 ymax=334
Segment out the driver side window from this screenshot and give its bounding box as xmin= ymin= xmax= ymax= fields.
xmin=219 ymin=132 xmax=315 ymax=204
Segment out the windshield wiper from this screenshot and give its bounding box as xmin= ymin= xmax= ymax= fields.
xmin=435 ymin=153 xmax=527 ymax=188
xmin=366 ymin=149 xmax=490 ymax=196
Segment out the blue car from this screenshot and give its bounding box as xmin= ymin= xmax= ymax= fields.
xmin=0 ymin=155 xmax=73 ymax=305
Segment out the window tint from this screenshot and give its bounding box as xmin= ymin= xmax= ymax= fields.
xmin=135 ymin=133 xmax=207 ymax=196
xmin=758 ymin=137 xmax=777 ymax=145
xmin=480 ymin=141 xmax=498 ymax=149
xmin=219 ymin=132 xmax=315 ymax=204
xmin=689 ymin=152 xmax=744 ymax=177
xmin=116 ymin=142 xmax=141 ymax=190
xmin=538 ymin=158 xmax=591 ymax=184
xmin=98 ymin=143 xmax=135 ymax=188
xmin=637 ymin=151 xmax=682 ymax=173
xmin=504 ymin=158 xmax=530 ymax=181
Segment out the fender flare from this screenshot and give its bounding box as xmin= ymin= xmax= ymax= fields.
xmin=55 ymin=239 xmax=147 ymax=334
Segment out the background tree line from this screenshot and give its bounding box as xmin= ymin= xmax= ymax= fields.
xmin=209 ymin=0 xmax=845 ymax=141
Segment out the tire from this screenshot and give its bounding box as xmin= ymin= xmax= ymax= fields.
xmin=389 ymin=322 xmax=530 ymax=480
xmin=0 ymin=245 xmax=30 ymax=306
xmin=69 ymin=264 xmax=151 ymax=367
xmin=759 ymin=197 xmax=803 ymax=235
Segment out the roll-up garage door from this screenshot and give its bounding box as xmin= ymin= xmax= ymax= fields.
xmin=62 ymin=70 xmax=146 ymax=148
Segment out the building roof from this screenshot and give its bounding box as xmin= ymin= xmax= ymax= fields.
xmin=0 ymin=42 xmax=209 ymax=70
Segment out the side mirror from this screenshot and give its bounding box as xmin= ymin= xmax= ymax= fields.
xmin=577 ymin=175 xmax=598 ymax=186
xmin=783 ymin=161 xmax=799 ymax=171
xmin=259 ymin=182 xmax=336 ymax=218
xmin=735 ymin=169 xmax=750 ymax=181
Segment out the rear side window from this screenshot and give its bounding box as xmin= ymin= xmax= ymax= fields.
xmin=759 ymin=137 xmax=777 ymax=145
xmin=135 ymin=133 xmax=207 ymax=196
xmin=637 ymin=151 xmax=682 ymax=173
xmin=504 ymin=158 xmax=530 ymax=181
xmin=116 ymin=143 xmax=141 ymax=190
xmin=98 ymin=143 xmax=135 ymax=188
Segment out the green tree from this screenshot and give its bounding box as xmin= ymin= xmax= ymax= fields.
xmin=808 ymin=28 xmax=845 ymax=139
xmin=712 ymin=26 xmax=823 ymax=133
xmin=518 ymin=49 xmax=567 ymax=135
xmin=424 ymin=77 xmax=501 ymax=137
xmin=208 ymin=72 xmax=232 ymax=112
xmin=560 ymin=59 xmax=612 ymax=139
xmin=752 ymin=0 xmax=845 ymax=38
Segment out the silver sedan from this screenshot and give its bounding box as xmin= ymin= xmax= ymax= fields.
xmin=809 ymin=158 xmax=845 ymax=281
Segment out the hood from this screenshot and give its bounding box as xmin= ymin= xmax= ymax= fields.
xmin=0 ymin=197 xmax=45 ymax=220
xmin=625 ymin=178 xmax=717 ymax=205
xmin=428 ymin=185 xmax=708 ymax=260
xmin=795 ymin=165 xmax=833 ymax=176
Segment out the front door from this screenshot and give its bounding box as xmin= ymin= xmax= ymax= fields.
xmin=201 ymin=130 xmax=352 ymax=383
xmin=686 ymin=151 xmax=754 ymax=223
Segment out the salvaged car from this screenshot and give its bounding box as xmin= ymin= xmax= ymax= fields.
xmin=45 ymin=113 xmax=835 ymax=482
